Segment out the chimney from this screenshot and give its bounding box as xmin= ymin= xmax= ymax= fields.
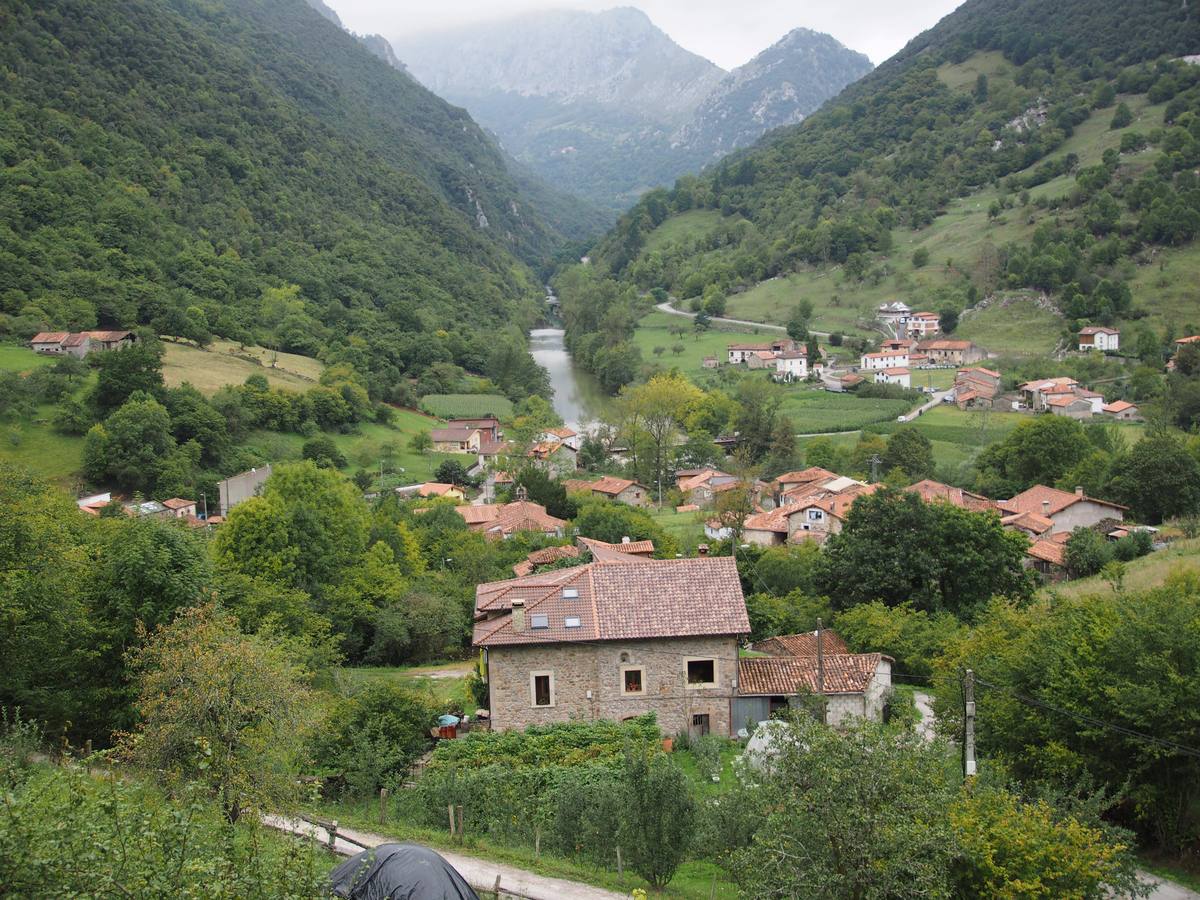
xmin=511 ymin=599 xmax=525 ymax=633
xmin=697 ymin=543 xmax=709 ymax=556
xmin=1075 ymin=486 xmax=1084 ymax=497
xmin=1042 ymin=500 xmax=1051 ymax=516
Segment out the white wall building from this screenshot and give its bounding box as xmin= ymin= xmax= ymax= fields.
xmin=860 ymin=350 xmax=910 ymax=371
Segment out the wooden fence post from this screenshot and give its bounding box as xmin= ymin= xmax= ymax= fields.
xmin=328 ymin=820 xmax=338 ymax=852
xmin=492 ymin=874 xmax=502 ymax=898
xmin=456 ymin=805 xmax=464 ymax=844
xmin=616 ymin=846 xmax=624 ymax=886
xmin=379 ymin=787 xmax=389 ymax=825
xmin=448 ymin=804 xmax=456 ymax=838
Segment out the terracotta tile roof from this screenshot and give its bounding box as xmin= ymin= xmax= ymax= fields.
xmin=84 ymin=330 xmax=132 ymax=342
xmin=752 ymin=350 xmax=777 ymax=360
xmin=1026 ymin=540 xmax=1065 ymax=567
xmin=906 ymin=479 xmax=995 ymax=512
xmin=477 ymin=439 xmax=511 ymax=456
xmin=751 ymin=629 xmax=849 ymax=657
xmin=738 ymin=654 xmax=885 ymax=695
xmin=161 ymin=498 xmax=196 ymax=510
xmin=578 ymin=536 xmax=656 ymax=558
xmin=589 ymin=476 xmax=642 ymax=495
xmin=743 ymin=506 xmax=793 ymax=534
xmin=418 ymin=482 xmax=459 ymax=497
xmin=1001 ymin=510 xmax=1055 ymax=534
xmin=677 ymin=469 xmax=730 ymax=493
xmin=775 ymin=467 xmax=838 ymax=487
xmin=31 ymin=332 xmax=69 ymax=344
xmin=676 ymin=504 xmax=700 ymax=512
xmin=918 ymin=339 xmax=973 ymax=351
xmin=483 ymin=500 xmax=566 ymax=537
xmin=1176 ymin=336 xmax=1200 ymax=345
xmin=62 ymin=333 xmax=90 ymax=348
xmin=840 ymin=374 xmax=864 ymax=385
xmin=999 ymin=485 xmax=1126 ymax=517
xmin=1019 ymin=377 xmax=1078 ymax=392
xmin=431 ymin=426 xmax=477 ymax=442
xmin=880 ymin=366 xmax=910 ymax=375
xmin=529 ymin=439 xmax=572 ymax=457
xmin=1103 ymin=400 xmax=1137 ymax=413
xmin=959 ymin=366 xmax=1001 ymax=378
xmin=545 ymin=426 xmax=577 ymax=439
xmin=1079 ymin=326 xmax=1119 ymax=335
xmin=512 ymin=544 xmax=582 ymax=576
xmin=474 ymin=556 xmax=749 ymax=647
xmin=728 ymin=342 xmax=773 ymax=351
xmin=456 ymin=505 xmax=500 ymax=526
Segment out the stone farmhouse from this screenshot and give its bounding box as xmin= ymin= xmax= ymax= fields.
xmin=676 ymin=468 xmax=738 ymax=506
xmin=564 ymin=475 xmax=649 ymax=507
xmin=916 ymin=338 xmax=985 ymax=366
xmin=954 ymin=366 xmax=1003 ymax=409
xmin=903 ymin=311 xmax=941 ymax=339
xmin=30 ymin=330 xmax=137 ymax=358
xmin=998 ymin=484 xmax=1126 ymax=534
xmin=474 ymin=555 xmax=750 ymax=737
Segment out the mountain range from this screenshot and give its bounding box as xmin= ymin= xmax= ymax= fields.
xmin=392 ymin=8 xmax=873 ymax=210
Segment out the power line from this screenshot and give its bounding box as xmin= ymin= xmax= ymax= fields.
xmin=973 ymin=676 xmax=1200 ymax=760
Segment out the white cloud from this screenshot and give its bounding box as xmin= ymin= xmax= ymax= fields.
xmin=328 ymin=0 xmax=964 ymax=70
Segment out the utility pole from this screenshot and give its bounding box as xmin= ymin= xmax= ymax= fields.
xmin=868 ymin=454 xmax=883 ymax=483
xmin=963 ymin=668 xmax=977 ymax=778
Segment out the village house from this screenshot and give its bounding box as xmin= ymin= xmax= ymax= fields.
xmin=905 ymin=479 xmax=995 ymax=513
xmin=564 ymin=475 xmax=649 ymax=507
xmin=1169 ymin=335 xmax=1200 ymax=370
xmin=702 ymin=355 xmax=719 ymax=369
xmin=217 ymin=465 xmax=271 ymax=516
xmin=773 ymin=350 xmax=809 ymax=382
xmin=454 ymin=492 xmax=567 ymax=540
xmin=431 ymin=424 xmax=482 ymax=454
xmin=539 ymin=426 xmax=580 ymax=452
xmin=161 ymin=498 xmax=198 ymax=519
xmin=916 ymin=339 xmax=984 ymax=366
xmin=1024 ymin=539 xmax=1068 ymax=582
xmin=746 ymin=349 xmax=778 ymax=370
xmin=880 ymin=338 xmax=917 ymax=353
xmin=1019 ymin=377 xmax=1080 ymax=411
xmin=30 ymin=329 xmax=137 ymax=358
xmin=474 ymin=556 xmax=750 ymax=737
xmin=511 ymin=537 xmax=656 ymax=576
xmin=417 ymin=482 xmax=466 ymax=501
xmin=1102 ymin=400 xmax=1141 ymax=421
xmin=954 ymin=366 xmax=1002 ymax=410
xmin=876 ymin=301 xmax=911 ymax=334
xmin=903 ymin=311 xmax=941 ymax=339
xmin=1047 ymin=394 xmax=1095 ymax=420
xmin=1078 ymin=326 xmax=1120 ymax=353
xmin=676 ymin=469 xmax=738 ymax=506
xmin=874 ymin=366 xmax=910 ymax=389
xmin=527 ymin=439 xmax=577 ymax=478
xmin=451 ymin=416 xmax=502 ymax=444
xmin=727 ymin=342 xmax=773 ymax=364
xmin=737 ymin=478 xmax=876 ymax=546
xmin=860 ymin=350 xmax=909 ymax=371
xmin=737 ymin=628 xmax=892 ymax=727
xmin=998 ymin=485 xmax=1126 ymax=532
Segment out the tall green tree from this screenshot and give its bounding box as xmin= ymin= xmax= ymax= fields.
xmin=883 ymin=427 xmax=935 ymax=481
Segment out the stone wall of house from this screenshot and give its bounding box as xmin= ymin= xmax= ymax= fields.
xmin=616 ymin=485 xmax=648 ymax=507
xmin=1052 ymin=499 xmax=1123 ymax=531
xmin=486 ymin=636 xmax=739 ymax=736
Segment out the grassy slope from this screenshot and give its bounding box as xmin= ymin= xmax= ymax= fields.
xmin=631 ymin=311 xmax=775 ymax=380
xmin=1044 ymin=537 xmax=1200 ymax=600
xmin=0 ymin=345 xmax=54 ymax=373
xmin=161 ymin=340 xmax=322 ymax=393
xmin=643 ymin=52 xmax=1183 ymax=354
xmin=641 ymin=209 xmax=724 ymax=253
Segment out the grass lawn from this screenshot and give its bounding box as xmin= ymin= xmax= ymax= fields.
xmin=1045 ymin=538 xmax=1200 ymax=600
xmin=956 ymin=295 xmax=1063 ymax=356
xmin=0 ymin=403 xmax=86 ymax=488
xmin=0 ymin=344 xmax=55 ymax=374
xmin=632 ymin=311 xmax=772 ymax=380
xmin=724 ymin=273 xmax=877 ymax=336
xmin=936 ymin=50 xmax=1011 ymax=91
xmin=781 ymin=390 xmax=913 ymax=433
xmin=1128 ymin=241 xmax=1200 ymax=336
xmin=161 ymin=340 xmax=320 ymax=393
xmin=648 ymin=505 xmax=708 ymax=553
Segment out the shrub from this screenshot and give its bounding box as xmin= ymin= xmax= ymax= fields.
xmin=692 ymin=735 xmax=724 ymax=781
xmin=301 ymin=434 xmax=346 ymax=468
xmin=1064 ymin=528 xmax=1113 ymax=578
xmin=834 ymin=601 xmax=965 ymax=677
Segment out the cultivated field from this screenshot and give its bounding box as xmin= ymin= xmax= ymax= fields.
xmin=419 ymin=393 xmax=514 ymax=419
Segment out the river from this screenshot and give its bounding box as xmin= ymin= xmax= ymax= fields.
xmin=528 ymin=327 xmax=606 ymax=430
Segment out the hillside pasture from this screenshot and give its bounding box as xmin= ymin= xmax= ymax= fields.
xmin=0 ymin=344 xmax=55 ymax=374
xmin=782 ymin=390 xmax=912 ymax=434
xmin=633 ymin=311 xmax=773 ymax=380
xmin=641 ymin=209 xmax=724 ymax=253
xmin=419 ymin=393 xmax=514 ymax=419
xmin=955 ymin=295 xmax=1063 ymax=356
xmin=161 ymin=340 xmax=321 ymax=393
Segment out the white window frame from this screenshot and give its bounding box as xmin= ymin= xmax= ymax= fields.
xmin=685 ymin=657 xmax=718 ymax=690
xmin=530 ymin=670 xmax=555 ymax=708
xmin=621 ymin=665 xmax=646 ymax=696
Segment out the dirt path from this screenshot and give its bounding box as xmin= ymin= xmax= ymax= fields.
xmin=264 ymin=815 xmax=626 ymax=900
xmin=654 ymin=301 xmax=833 ymax=337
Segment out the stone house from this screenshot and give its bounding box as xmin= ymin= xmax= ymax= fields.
xmin=161 ymin=497 xmax=198 ymax=519
xmin=746 ymin=349 xmax=777 ymax=370
xmin=904 ymin=311 xmax=941 ymax=339
xmin=727 ymin=342 xmax=773 ymax=364
xmin=1102 ymin=400 xmax=1141 ymax=421
xmin=474 ymin=556 xmax=750 ymax=737
xmin=998 ymin=485 xmax=1125 ymax=532
xmin=431 ymin=425 xmax=482 ymax=453
xmin=528 ymin=440 xmax=577 ymax=478
xmin=916 ymin=339 xmax=984 ymax=366
xmin=1024 ymin=539 xmax=1068 ymax=582
xmin=564 ymin=475 xmax=649 ymax=507
xmin=1047 ymin=395 xmax=1094 ymax=419
xmin=677 ymin=469 xmax=737 ymax=506
xmin=455 ymin=494 xmax=566 ymax=539
xmin=451 ymin=416 xmax=502 ymax=444
xmin=30 ymin=329 xmax=136 ymax=358
xmin=735 ymin=653 xmax=893 ymax=728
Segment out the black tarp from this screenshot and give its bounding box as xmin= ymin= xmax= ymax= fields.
xmin=329 ymin=843 xmax=480 ymax=900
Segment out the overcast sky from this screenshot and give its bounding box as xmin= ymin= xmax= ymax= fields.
xmin=326 ymin=0 xmax=965 ymax=70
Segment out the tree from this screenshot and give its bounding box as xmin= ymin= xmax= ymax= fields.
xmin=120 ymin=605 xmax=310 ymax=823
xmin=834 ymin=600 xmax=964 ymax=677
xmin=939 ymin=307 xmax=959 ymax=333
xmin=434 ymin=459 xmax=470 ymax=486
xmin=408 ymin=429 xmax=432 ymax=457
xmin=1064 ymin=527 xmax=1113 ymax=578
xmin=975 ymin=416 xmax=1092 ymax=497
xmin=817 ymin=488 xmax=1032 ymax=619
xmin=92 ymin=392 xmax=177 ymax=492
xmin=1110 ymin=102 xmax=1133 ymax=129
xmin=619 ymin=749 xmax=694 ymax=888
xmin=730 ymin=717 xmax=956 ymax=899
xmin=617 ymin=374 xmax=702 ymax=504
xmin=301 ymin=434 xmax=346 ymax=469
xmin=574 ymin=502 xmax=675 ymax=557
xmin=91 ymin=343 xmax=164 ymax=414
xmin=787 ymin=303 xmax=811 ymax=341
xmin=1109 ymin=433 xmax=1200 ymax=524
xmin=712 ymin=481 xmax=755 ymax=548
xmin=974 ymin=72 xmax=989 ymax=102
xmin=912 ymin=247 xmax=931 ymax=268
xmin=882 ymin=428 xmax=934 ymax=481
xmin=513 ymin=465 xmax=576 ymax=520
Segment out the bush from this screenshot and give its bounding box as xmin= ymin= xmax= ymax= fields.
xmin=834 ymin=601 xmax=965 ymax=677
xmin=692 ymin=735 xmax=724 ymax=781
xmin=309 ymin=683 xmax=436 ymax=797
xmin=301 ymin=434 xmax=346 ymax=469
xmin=1112 ymin=530 xmax=1152 ymax=562
xmin=1064 ymin=528 xmax=1113 ymax=578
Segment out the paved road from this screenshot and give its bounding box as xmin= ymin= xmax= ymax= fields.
xmin=898 ymin=389 xmax=954 ymax=422
xmin=264 ymin=815 xmax=626 ymax=900
xmin=654 ymin=301 xmax=834 ymax=337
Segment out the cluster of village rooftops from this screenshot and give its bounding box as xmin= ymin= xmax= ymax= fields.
xmin=464 ymin=461 xmax=1134 ymax=738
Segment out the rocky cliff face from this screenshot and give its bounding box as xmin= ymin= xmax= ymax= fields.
xmin=676 ymin=28 xmax=874 ymax=159
xmin=391 ymin=9 xmax=871 ymax=210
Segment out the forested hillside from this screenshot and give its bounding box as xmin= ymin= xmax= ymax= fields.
xmin=0 ymin=0 xmax=566 ymax=391
xmin=590 ymin=0 xmax=1200 ymax=342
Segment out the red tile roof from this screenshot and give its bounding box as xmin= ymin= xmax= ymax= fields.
xmin=751 ymin=630 xmax=849 ymax=657
xmin=161 ymin=498 xmax=196 ymax=510
xmin=31 ymin=332 xmax=69 ymax=344
xmin=456 ymin=505 xmax=500 ymax=526
xmin=999 ymin=485 xmax=1126 ymax=517
xmin=775 ymin=467 xmax=838 ymax=487
xmin=512 ymin=544 xmax=582 ymax=576
xmin=578 ymin=536 xmax=656 ymax=558
xmin=418 ymin=482 xmax=460 ymax=497
xmin=906 ymin=479 xmax=995 ymax=513
xmin=1001 ymin=510 xmax=1055 ymax=535
xmin=880 ymin=366 xmax=910 ymax=376
xmin=918 ymin=339 xmax=973 ymax=351
xmin=1026 ymin=540 xmax=1066 ymax=567
xmin=588 ymin=476 xmax=643 ymax=496
xmin=474 ymin=556 xmax=749 ymax=647
xmin=1103 ymin=400 xmax=1137 ymax=413
xmin=738 ymin=654 xmax=885 ymax=695
xmin=84 ymin=330 xmax=132 ymax=342
xmin=62 ymin=333 xmax=90 ymax=348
